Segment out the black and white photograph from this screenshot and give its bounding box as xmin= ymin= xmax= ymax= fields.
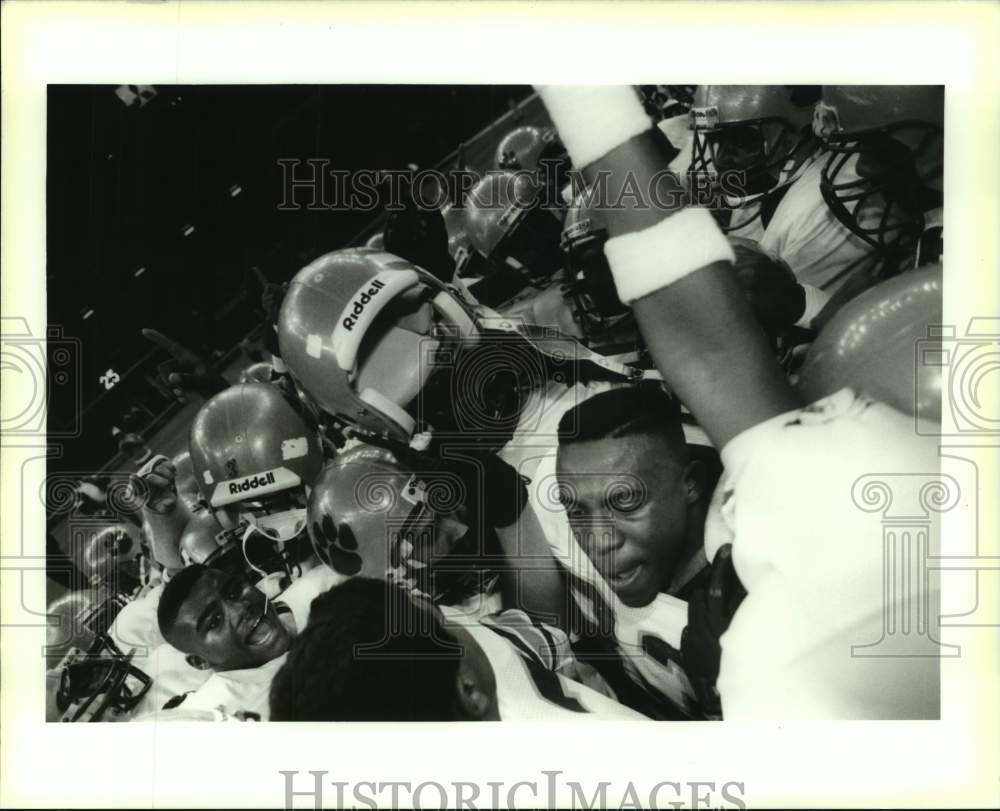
xmin=2 ymin=2 xmax=997 ymax=809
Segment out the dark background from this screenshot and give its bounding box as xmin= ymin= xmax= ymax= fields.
xmin=47 ymin=84 xmax=534 ymax=475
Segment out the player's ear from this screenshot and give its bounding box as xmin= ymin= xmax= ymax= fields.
xmin=453 ymin=661 xmax=493 ymax=720
xmin=185 ymin=654 xmax=212 ymax=671
xmin=682 ymin=458 xmax=706 ymax=505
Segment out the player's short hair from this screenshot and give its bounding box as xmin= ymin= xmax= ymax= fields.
xmin=157 ymin=563 xmax=209 ymax=640
xmin=557 ymin=384 xmax=686 ymax=450
xmin=269 ymin=578 xmax=462 ymax=722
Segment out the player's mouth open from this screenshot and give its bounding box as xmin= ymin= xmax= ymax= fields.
xmin=245 ymin=608 xmax=274 ymax=647
xmin=608 ymin=562 xmax=642 ymax=589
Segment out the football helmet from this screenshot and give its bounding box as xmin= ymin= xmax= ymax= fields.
xmin=81 ymin=524 xmax=144 ymax=595
xmin=689 ymin=85 xmax=818 ymax=180
xmin=560 ymin=188 xmax=634 ymax=339
xmin=495 ymin=125 xmax=556 ymax=172
xmin=459 ymin=171 xmax=564 ymax=289
xmin=188 ymin=383 xmax=322 ymax=573
xmin=308 ymin=445 xmax=486 ymax=602
xmin=278 ymin=248 xmax=479 ymax=443
xmin=46 ymin=589 xmax=149 ymax=722
xmin=279 ymin=248 xmax=655 ymax=451
xmin=688 ymin=85 xmax=820 ymax=229
xmin=51 ymin=631 xmax=152 ymax=723
xmin=812 ymin=85 xmax=944 ymax=254
xmin=495 ymin=125 xmax=570 ymax=213
xmin=798 ymin=262 xmax=943 ymax=421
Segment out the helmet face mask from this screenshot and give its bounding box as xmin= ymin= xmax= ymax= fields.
xmin=687 ymin=85 xmax=821 ymax=232
xmin=205 ymin=523 xmax=302 ymax=583
xmin=814 ymin=87 xmax=944 ymax=255
xmin=56 ymin=635 xmax=152 ymax=722
xmin=690 ymin=114 xmax=799 ymax=188
xmin=48 ymin=596 xmax=151 ymax=722
xmin=409 ymin=330 xmax=542 ymax=452
xmin=560 ymin=195 xmax=634 ymax=341
xmin=230 ymin=487 xmax=309 ymax=544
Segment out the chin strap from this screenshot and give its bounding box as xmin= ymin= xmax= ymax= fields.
xmin=240 ymin=523 xmax=275 ymax=616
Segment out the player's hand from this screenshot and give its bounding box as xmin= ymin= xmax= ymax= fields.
xmin=728 ymin=241 xmax=804 ymax=332
xmin=143 ymin=328 xmax=229 ymax=401
xmin=132 ymin=454 xmax=177 ymax=515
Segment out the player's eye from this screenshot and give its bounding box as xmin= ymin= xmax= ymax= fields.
xmin=206 ymin=611 xmax=222 ymax=632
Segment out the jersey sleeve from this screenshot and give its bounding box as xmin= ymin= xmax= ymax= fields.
xmin=713 ymin=388 xmax=942 ymax=719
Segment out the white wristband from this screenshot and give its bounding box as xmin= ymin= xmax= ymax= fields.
xmin=604 ymin=207 xmax=736 ymax=304
xmin=535 ymin=86 xmax=652 ymax=169
xmin=795 ymin=283 xmax=832 ymax=328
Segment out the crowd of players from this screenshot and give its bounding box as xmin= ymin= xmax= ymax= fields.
xmin=46 ymin=84 xmax=945 ymax=723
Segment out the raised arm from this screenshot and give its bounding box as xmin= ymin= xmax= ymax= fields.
xmin=536 ymin=86 xmax=799 ymax=449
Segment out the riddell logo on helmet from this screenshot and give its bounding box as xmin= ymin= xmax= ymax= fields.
xmin=228 ymin=471 xmax=277 ymax=496
xmin=341 ymin=279 xmax=386 ymax=332
xmin=690 ymin=106 xmax=720 ymax=131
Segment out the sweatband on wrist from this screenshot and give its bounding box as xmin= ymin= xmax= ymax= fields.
xmin=795 ymin=284 xmax=832 ymax=329
xmin=604 ymin=207 xmax=736 ymax=304
xmin=535 ymin=85 xmax=652 ymax=169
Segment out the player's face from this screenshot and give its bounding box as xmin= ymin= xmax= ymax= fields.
xmin=557 ymin=433 xmax=694 ymax=608
xmin=169 ymin=569 xmax=292 ymax=671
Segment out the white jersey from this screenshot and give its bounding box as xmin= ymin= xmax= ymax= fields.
xmin=130 ymin=642 xmax=211 ymax=717
xmin=156 ymin=652 xmax=286 ymax=721
xmin=136 ymin=564 xmax=345 ymax=721
xmin=442 ymin=607 xmax=646 ymax=720
xmin=109 ymin=583 xmax=165 ymax=653
xmin=708 ymin=388 xmax=941 ymax=719
xmin=499 ymin=378 xmax=623 ymax=482
xmin=759 ymin=155 xmax=885 ymax=293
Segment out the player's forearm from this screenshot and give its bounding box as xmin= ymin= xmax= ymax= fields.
xmin=632 ymin=266 xmax=802 ymax=448
xmin=141 ymin=508 xmax=187 ymax=574
xmin=495 ymin=512 xmax=571 ymax=630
